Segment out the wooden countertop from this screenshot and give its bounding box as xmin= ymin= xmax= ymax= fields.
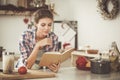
xmin=0 ymin=69 xmax=56 ymax=80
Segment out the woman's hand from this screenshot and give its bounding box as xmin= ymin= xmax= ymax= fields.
xmin=35 ymin=38 xmax=52 ymax=49
xmin=48 ymin=63 xmax=60 ymax=73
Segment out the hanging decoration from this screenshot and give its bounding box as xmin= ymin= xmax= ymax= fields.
xmin=49 ymin=4 xmax=58 ymax=15
xmin=23 ymin=17 xmax=29 ymax=24
xmin=97 ymin=0 xmax=119 ymax=20
xmin=23 ymin=13 xmax=29 ymax=24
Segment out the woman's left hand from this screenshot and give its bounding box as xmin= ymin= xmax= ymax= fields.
xmin=48 ymin=63 xmax=60 ymax=73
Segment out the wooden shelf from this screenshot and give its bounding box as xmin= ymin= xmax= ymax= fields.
xmin=0 ymin=10 xmax=32 ymax=16
xmin=0 ymin=5 xmax=48 ymax=16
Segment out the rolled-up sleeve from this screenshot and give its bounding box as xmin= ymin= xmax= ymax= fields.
xmin=16 ymin=31 xmax=34 ymax=68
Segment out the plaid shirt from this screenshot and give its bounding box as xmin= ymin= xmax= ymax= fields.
xmin=16 ymin=29 xmax=58 ymax=67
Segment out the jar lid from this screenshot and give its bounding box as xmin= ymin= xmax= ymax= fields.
xmin=3 ymin=52 xmax=14 ymax=55
xmin=91 ymin=58 xmax=110 ymax=63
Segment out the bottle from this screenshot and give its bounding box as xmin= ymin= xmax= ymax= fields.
xmin=2 ymin=52 xmax=15 ymax=74
xmin=109 ymin=42 xmax=119 ymax=62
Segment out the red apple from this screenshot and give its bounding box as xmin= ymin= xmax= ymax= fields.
xmin=76 ymin=56 xmax=87 ymax=68
xmin=18 ymin=66 xmax=27 ymax=74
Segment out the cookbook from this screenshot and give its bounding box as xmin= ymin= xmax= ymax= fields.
xmin=39 ymin=48 xmax=74 ymax=66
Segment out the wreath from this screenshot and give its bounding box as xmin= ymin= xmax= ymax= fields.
xmin=98 ymin=0 xmax=119 ymax=20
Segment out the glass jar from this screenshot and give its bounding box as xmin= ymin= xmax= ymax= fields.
xmin=2 ymin=52 xmax=15 ymax=74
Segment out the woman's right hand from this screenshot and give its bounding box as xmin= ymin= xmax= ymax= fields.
xmin=48 ymin=62 xmax=60 ymax=73
xmin=35 ymin=38 xmax=52 ymax=49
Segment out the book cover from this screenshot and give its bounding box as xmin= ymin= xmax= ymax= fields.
xmin=39 ymin=48 xmax=74 ymax=67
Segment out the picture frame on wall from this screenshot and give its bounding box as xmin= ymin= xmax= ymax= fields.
xmin=53 ymin=20 xmax=78 ymax=50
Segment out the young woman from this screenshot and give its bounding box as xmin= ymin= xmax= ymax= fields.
xmin=16 ymin=9 xmax=60 ymax=72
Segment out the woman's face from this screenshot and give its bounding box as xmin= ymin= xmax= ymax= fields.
xmin=36 ymin=17 xmax=53 ymax=37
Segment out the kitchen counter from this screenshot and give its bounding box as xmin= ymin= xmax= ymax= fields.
xmin=0 ymin=58 xmax=120 ymax=80
xmin=26 ymin=67 xmax=120 ymax=80
xmin=24 ymin=58 xmax=120 ymax=80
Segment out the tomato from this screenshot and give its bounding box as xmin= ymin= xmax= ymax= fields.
xmin=18 ymin=66 xmax=27 ymax=74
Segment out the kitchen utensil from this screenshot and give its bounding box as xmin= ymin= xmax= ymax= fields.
xmin=90 ymin=58 xmax=111 ymax=74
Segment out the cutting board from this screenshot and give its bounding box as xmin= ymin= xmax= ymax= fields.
xmin=0 ymin=69 xmax=56 ymax=80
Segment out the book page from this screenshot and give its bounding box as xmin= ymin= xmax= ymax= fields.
xmin=44 ymin=52 xmax=61 ymax=54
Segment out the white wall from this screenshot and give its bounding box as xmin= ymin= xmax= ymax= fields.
xmin=0 ymin=16 xmax=27 ymax=53
xmin=54 ymin=0 xmax=120 ymax=51
xmin=0 ymin=0 xmax=120 ymax=54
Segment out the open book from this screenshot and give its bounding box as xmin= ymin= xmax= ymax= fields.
xmin=39 ymin=48 xmax=74 ymax=67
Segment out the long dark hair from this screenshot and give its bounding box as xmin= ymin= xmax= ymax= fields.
xmin=33 ymin=9 xmax=54 ymax=24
